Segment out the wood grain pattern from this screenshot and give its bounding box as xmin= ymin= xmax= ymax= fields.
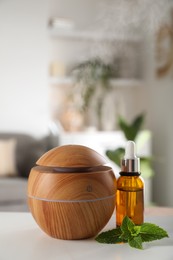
xmin=28 ymin=197 xmax=115 ymax=240
xmin=28 ymin=145 xmax=116 ymax=240
xmin=36 ymin=145 xmax=107 ymax=167
xmin=28 ymin=166 xmax=116 ymax=200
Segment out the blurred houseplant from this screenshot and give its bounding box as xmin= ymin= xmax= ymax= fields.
xmin=72 ymin=58 xmax=117 ymax=130
xmin=106 ymin=113 xmax=154 ymax=180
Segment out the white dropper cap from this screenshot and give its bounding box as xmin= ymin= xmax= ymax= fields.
xmin=124 ymin=141 xmax=137 ymax=159
xmin=121 ymin=141 xmax=140 ymax=173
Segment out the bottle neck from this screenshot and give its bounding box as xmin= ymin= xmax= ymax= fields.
xmin=120 ymin=157 xmax=140 ymax=176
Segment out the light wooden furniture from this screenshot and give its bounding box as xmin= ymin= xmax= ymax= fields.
xmin=0 ymin=208 xmax=172 ymax=260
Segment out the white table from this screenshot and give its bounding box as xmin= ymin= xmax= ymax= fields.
xmin=0 ymin=208 xmax=173 ymax=260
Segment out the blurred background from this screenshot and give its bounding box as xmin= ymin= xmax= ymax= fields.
xmin=0 ymin=0 xmax=173 ymax=211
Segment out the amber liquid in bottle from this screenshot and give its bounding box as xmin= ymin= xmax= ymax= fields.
xmin=116 ymin=175 xmax=144 ymax=227
xmin=116 ymin=140 xmax=144 ymax=227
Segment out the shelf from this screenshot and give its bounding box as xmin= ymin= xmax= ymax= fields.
xmin=49 ymin=76 xmax=144 ymax=88
xmin=49 ymin=77 xmax=72 ymax=85
xmin=109 ymin=78 xmax=143 ymax=88
xmin=49 ymin=28 xmax=142 ymax=43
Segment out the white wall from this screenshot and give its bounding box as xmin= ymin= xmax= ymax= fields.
xmin=142 ymin=3 xmax=173 ymax=206
xmin=0 ymin=0 xmax=173 ymax=206
xmin=48 ymin=0 xmax=145 ymax=127
xmin=5 ymin=0 xmax=139 ymax=134
xmin=0 ymin=0 xmax=49 ymax=138
xmin=145 ymin=65 xmax=173 ymax=206
xmin=0 ymin=0 xmax=102 ymax=137
xmin=151 ymin=80 xmax=173 ymax=206
xmin=48 ymin=0 xmax=173 ymax=207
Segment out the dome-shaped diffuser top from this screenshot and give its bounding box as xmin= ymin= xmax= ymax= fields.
xmin=36 ymin=145 xmax=107 ymax=168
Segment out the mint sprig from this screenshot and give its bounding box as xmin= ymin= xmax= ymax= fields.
xmin=95 ymin=216 xmax=169 ymax=250
xmin=95 ymin=227 xmax=124 ymax=244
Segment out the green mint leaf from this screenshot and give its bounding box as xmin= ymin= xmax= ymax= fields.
xmin=95 ymin=216 xmax=169 ymax=250
xmin=140 ymin=223 xmax=169 ymax=242
xmin=131 ymin=226 xmax=141 ymax=237
xmin=95 ymin=227 xmax=124 ymax=244
xmin=119 ymin=232 xmax=129 ymax=241
xmin=128 ymin=235 xmax=143 ymax=250
xmin=120 ymin=216 xmax=135 ymax=240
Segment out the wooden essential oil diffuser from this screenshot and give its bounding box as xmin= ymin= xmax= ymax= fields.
xmin=28 ymin=145 xmax=116 ymax=240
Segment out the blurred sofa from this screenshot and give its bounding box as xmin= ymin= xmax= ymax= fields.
xmin=0 ymin=131 xmax=59 ymax=212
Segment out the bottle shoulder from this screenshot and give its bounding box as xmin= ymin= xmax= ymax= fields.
xmin=117 ymin=175 xmax=144 ymax=190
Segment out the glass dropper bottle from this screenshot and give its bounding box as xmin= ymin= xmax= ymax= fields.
xmin=116 ymin=140 xmax=144 ymax=227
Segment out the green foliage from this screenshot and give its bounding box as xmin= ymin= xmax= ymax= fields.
xmin=73 ymin=58 xmax=113 ymax=110
xmin=128 ymin=236 xmax=143 ymax=250
xmin=120 ymin=216 xmax=135 ymax=240
xmin=140 ymin=157 xmax=154 ymax=178
xmin=105 ymin=113 xmax=154 ymax=179
xmin=95 ymin=227 xmax=123 ymax=244
xmin=140 ymin=223 xmax=169 ymax=242
xmin=106 ymin=148 xmax=125 ymax=167
xmin=118 ymin=113 xmax=145 ymax=141
xmin=95 ymin=216 xmax=169 ymax=250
